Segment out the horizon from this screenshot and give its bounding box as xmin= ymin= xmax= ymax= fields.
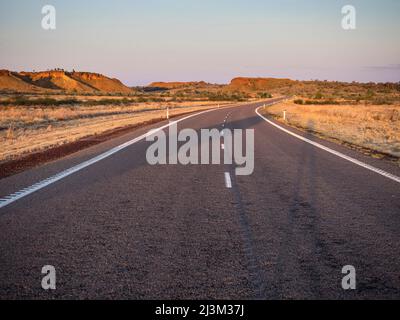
xmin=1 ymin=0 xmax=399 ymax=86
xmin=2 ymin=68 xmax=400 ymax=87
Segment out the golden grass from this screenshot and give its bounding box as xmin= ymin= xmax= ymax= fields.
xmin=261 ymin=100 xmax=400 ymax=159
xmin=0 ymin=101 xmax=232 ymax=161
xmin=0 ymin=100 xmax=224 ymax=128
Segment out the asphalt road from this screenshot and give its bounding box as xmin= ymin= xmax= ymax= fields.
xmin=0 ymin=100 xmax=399 ymax=299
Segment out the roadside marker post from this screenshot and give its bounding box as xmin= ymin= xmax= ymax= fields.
xmin=283 ymin=110 xmax=287 ymax=121
xmin=166 ymin=106 xmax=169 ymax=120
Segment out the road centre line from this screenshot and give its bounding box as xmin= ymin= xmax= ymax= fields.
xmin=0 ymin=104 xmax=241 ymax=209
xmin=224 ymin=172 xmax=232 ymax=188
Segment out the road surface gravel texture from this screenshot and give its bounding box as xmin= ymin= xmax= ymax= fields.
xmin=0 ymin=100 xmax=399 ymax=299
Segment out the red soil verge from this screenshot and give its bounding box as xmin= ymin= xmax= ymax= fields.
xmin=0 ymin=110 xmax=203 ymax=179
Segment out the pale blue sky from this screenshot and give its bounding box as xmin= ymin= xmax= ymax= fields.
xmin=0 ymin=0 xmax=399 ymax=85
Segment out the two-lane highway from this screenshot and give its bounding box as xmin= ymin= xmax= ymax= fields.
xmin=0 ymin=100 xmax=399 ymax=299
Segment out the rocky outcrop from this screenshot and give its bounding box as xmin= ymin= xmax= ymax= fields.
xmin=0 ymin=69 xmax=133 ymax=94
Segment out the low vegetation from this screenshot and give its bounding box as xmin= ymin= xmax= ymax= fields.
xmin=294 ymin=99 xmax=340 ymax=105
xmin=205 ymin=91 xmax=250 ymax=102
xmin=275 ymin=81 xmax=400 ymax=105
xmin=0 ymin=96 xmax=167 ymax=107
xmin=0 ymin=101 xmax=233 ymax=162
xmin=261 ymin=100 xmax=400 ymax=160
xmin=2 ymin=73 xmax=400 ymax=165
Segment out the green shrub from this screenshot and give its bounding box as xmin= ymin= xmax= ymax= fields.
xmin=372 ymin=98 xmax=393 ymax=105
xmin=0 ymin=97 xmax=79 ymax=106
xmin=206 ymin=91 xmax=249 ymax=102
xmin=365 ymin=89 xmax=375 ymax=99
xmin=294 ymin=99 xmax=304 ymax=105
xmin=257 ymin=92 xmax=272 ymax=99
xmin=314 ymin=92 xmax=323 ymax=99
xmin=304 ymin=99 xmax=339 ymax=105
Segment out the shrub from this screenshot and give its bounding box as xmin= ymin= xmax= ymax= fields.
xmin=206 ymin=91 xmax=249 ymax=102
xmin=0 ymin=97 xmax=79 ymax=106
xmin=365 ymin=89 xmax=375 ymax=99
xmin=314 ymin=92 xmax=323 ymax=99
xmin=257 ymin=92 xmax=272 ymax=99
xmin=304 ymin=99 xmax=339 ymax=105
xmin=372 ymin=98 xmax=393 ymax=105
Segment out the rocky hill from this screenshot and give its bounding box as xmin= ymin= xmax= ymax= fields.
xmin=0 ymin=70 xmax=133 ymax=94
xmin=0 ymin=70 xmax=46 ymax=93
xmin=226 ymin=77 xmax=295 ymax=92
xmin=69 ymin=72 xmax=132 ymax=94
xmin=148 ymin=81 xmax=210 ymax=89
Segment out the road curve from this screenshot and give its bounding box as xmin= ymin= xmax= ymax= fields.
xmin=0 ymin=100 xmax=399 ymax=299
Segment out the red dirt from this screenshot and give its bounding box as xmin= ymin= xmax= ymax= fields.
xmin=0 ymin=110 xmax=202 ymax=179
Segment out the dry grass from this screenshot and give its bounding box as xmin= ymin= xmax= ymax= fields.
xmin=0 ymin=101 xmax=232 ymax=162
xmin=0 ymin=100 xmax=223 ymax=129
xmin=261 ymin=100 xmax=400 ymax=159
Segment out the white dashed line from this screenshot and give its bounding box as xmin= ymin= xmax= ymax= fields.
xmin=224 ymin=172 xmax=232 ymax=188
xmin=255 ymin=106 xmax=400 ymax=184
xmin=0 ymin=106 xmax=236 ymax=209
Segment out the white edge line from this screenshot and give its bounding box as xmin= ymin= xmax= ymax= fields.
xmin=0 ymin=105 xmax=238 ymax=209
xmin=224 ymin=172 xmax=232 ymax=188
xmin=255 ymin=106 xmax=400 ymax=184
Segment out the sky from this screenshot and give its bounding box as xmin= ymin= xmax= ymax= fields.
xmin=0 ymin=0 xmax=399 ymax=86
